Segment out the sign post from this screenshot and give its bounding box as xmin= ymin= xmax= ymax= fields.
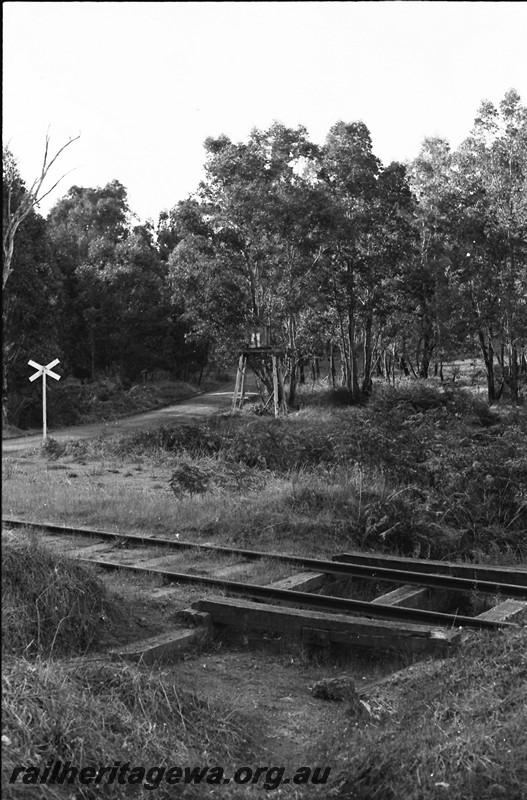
xmin=28 ymin=359 xmax=61 ymax=441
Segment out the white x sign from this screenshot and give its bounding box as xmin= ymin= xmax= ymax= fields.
xmin=28 ymin=358 xmax=61 ymax=441
xmin=28 ymin=359 xmax=61 ymax=382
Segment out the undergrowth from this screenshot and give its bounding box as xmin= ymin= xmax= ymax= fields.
xmin=323 ymin=627 xmax=527 ymax=800
xmin=50 ymin=381 xmax=524 ymax=561
xmin=1 ymin=535 xmax=259 ymax=799
xmin=2 ymin=657 xmax=258 ymax=799
xmin=6 ymin=381 xmax=526 ymax=561
xmin=1 ymin=534 xmax=117 ymax=659
xmin=9 ymin=378 xmax=204 ymax=431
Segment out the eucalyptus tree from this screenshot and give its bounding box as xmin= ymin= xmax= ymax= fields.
xmin=356 ymin=161 xmax=416 ymax=393
xmin=314 ymin=122 xmax=381 ymax=399
xmin=316 ymin=122 xmax=416 ymax=398
xmin=168 ymin=123 xmax=326 ymax=403
xmin=451 ymin=89 xmax=527 ymax=402
xmin=47 ymin=181 xmax=173 ymax=381
xmin=406 ymin=137 xmax=460 ymax=378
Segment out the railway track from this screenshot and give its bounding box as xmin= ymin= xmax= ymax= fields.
xmin=4 ymin=517 xmax=526 ymax=656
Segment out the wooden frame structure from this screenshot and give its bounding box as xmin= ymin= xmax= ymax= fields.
xmin=232 ymin=348 xmax=287 ymax=417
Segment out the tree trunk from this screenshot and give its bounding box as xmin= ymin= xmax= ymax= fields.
xmin=509 ymin=341 xmax=519 ymax=405
xmin=287 ymin=316 xmax=298 ymax=408
xmin=419 ymin=318 xmax=435 ymax=379
xmin=361 ymin=314 xmax=374 ymax=395
xmin=329 ymin=342 xmax=336 ymax=388
xmin=384 ymin=349 xmax=391 ymax=384
xmin=415 ymin=337 xmax=422 ymax=376
xmin=288 ymin=356 xmax=297 ymax=408
xmin=477 ymin=329 xmax=496 ymax=404
xmin=2 ymin=317 xmax=9 ymax=426
xmin=407 ymin=357 xmax=419 ymax=379
xmin=348 ymin=307 xmax=361 ymax=400
xmin=400 ymin=357 xmax=410 ymax=377
xmin=2 ymin=352 xmax=9 ymax=427
xmin=299 ymin=357 xmax=305 ymax=384
xmin=338 ymin=346 xmax=346 ymax=386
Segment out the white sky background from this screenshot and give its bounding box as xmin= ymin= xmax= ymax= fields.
xmin=3 ymin=1 xmax=527 ymax=224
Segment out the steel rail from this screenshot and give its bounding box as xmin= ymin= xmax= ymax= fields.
xmin=333 ymin=552 xmax=527 ymax=587
xmin=75 ymin=556 xmax=517 ymax=630
xmin=4 ymin=517 xmax=526 ymax=599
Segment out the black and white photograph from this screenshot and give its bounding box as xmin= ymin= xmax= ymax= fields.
xmin=3 ymin=2 xmax=527 ymax=798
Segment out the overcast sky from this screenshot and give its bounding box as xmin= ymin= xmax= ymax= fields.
xmin=3 ymin=1 xmax=527 ymax=224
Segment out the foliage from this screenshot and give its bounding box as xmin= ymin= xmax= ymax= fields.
xmin=15 ymin=377 xmax=200 ymax=430
xmin=4 ymin=89 xmax=527 ymax=427
xmin=71 ymin=381 xmax=526 ymax=560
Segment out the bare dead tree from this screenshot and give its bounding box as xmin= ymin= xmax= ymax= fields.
xmin=3 ymin=132 xmax=80 ymax=290
xmin=2 ymin=132 xmax=79 ymax=425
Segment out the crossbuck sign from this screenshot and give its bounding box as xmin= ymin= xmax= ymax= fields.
xmin=28 ymin=358 xmax=61 ymax=441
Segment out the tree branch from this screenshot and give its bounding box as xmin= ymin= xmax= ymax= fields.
xmin=3 ymin=133 xmax=80 ymax=289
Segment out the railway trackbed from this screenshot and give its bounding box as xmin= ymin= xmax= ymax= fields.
xmin=3 ymin=517 xmax=527 ymax=659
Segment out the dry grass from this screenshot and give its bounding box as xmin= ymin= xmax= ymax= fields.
xmin=0 ymin=533 xmax=262 ymax=800
xmin=2 ymin=656 xmax=259 ymax=799
xmin=317 ymin=627 xmax=527 ymax=800
xmin=1 ymin=534 xmax=118 ymax=659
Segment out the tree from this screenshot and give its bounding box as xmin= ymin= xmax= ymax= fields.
xmin=3 ymin=135 xmax=79 ymax=290
xmin=451 ymin=89 xmax=527 ymax=402
xmin=47 ymin=180 xmax=135 ymax=379
xmin=2 ymin=205 xmax=63 ymax=426
xmin=406 ymin=137 xmax=458 ymax=379
xmin=168 ymin=124 xmax=326 ymax=402
xmin=2 ymin=137 xmax=78 ymax=423
xmin=298 ymin=125 xmax=420 ymax=398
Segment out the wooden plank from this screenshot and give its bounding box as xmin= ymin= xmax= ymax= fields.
xmin=239 ymin=357 xmax=247 ymax=406
xmin=302 ymin=627 xmax=331 ymax=647
xmin=372 ymin=585 xmax=430 ymax=609
xmin=272 ymin=354 xmax=279 ymax=417
xmin=475 ymin=600 xmax=527 ymax=624
xmin=231 ymin=354 xmax=245 ymax=411
xmin=266 ymin=572 xmax=326 ymax=592
xmin=176 ymin=608 xmax=213 ymax=627
xmin=195 ymin=597 xmax=460 ymax=652
xmin=40 ymin=534 xmax=105 ymax=551
xmin=110 ymin=627 xmax=210 ymax=665
xmin=277 ymin=359 xmax=288 ymax=414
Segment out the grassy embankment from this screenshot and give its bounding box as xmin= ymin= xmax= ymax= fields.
xmin=2 ymin=538 xmax=260 ymax=800
xmin=2 ymin=380 xmax=527 ymax=798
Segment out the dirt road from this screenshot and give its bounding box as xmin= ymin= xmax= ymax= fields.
xmin=2 ymin=385 xmax=257 ymax=455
